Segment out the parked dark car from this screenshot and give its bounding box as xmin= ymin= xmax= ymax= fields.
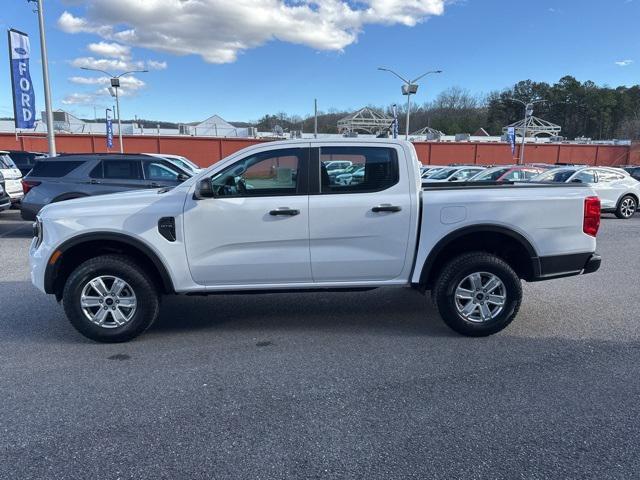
xmin=21 ymin=153 xmax=192 ymax=221
xmin=0 ymin=171 xmax=11 ymax=212
xmin=622 ymin=166 xmax=640 ymax=181
xmin=6 ymin=150 xmax=48 ymax=177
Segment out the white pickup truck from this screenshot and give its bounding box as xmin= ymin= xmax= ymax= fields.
xmin=29 ymin=139 xmax=602 ymax=342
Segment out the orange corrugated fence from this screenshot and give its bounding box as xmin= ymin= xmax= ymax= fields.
xmin=0 ymin=133 xmax=631 ymax=168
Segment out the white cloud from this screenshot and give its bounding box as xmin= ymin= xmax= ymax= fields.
xmin=87 ymin=41 xmax=130 ymax=59
xmin=70 ymin=56 xmax=144 ymax=72
xmin=58 ymin=10 xmax=112 ymax=36
xmin=69 ymin=75 xmax=146 ymax=90
xmin=64 ymin=74 xmax=146 ymax=105
xmin=615 ymin=59 xmax=633 ymax=67
xmin=58 ymin=0 xmax=447 ymax=64
xmin=146 ymin=60 xmax=167 ymax=70
xmin=61 ymin=92 xmax=96 ymax=105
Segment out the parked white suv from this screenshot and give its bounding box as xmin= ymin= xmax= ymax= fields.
xmin=30 ymin=139 xmax=601 ymax=342
xmin=533 ymin=166 xmax=640 ymax=219
xmin=0 ymin=150 xmax=24 ymax=205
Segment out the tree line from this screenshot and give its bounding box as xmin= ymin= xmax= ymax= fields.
xmin=251 ymin=76 xmax=640 ymax=140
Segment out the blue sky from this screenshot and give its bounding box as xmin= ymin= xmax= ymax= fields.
xmin=1 ymin=0 xmax=638 ymax=123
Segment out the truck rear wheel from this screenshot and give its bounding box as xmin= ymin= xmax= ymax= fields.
xmin=432 ymin=252 xmax=522 ymax=336
xmin=62 ymin=255 xmax=160 ymax=342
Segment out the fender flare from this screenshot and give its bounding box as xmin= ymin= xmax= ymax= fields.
xmin=51 ymin=192 xmax=89 ymax=203
xmin=44 ymin=231 xmax=174 ymax=294
xmin=417 ymin=224 xmax=540 ymax=286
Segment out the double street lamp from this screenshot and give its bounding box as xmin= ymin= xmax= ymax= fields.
xmin=80 ymin=67 xmax=148 ymax=153
xmin=378 ymin=67 xmax=442 ymax=140
xmin=506 ymin=98 xmax=546 ymax=164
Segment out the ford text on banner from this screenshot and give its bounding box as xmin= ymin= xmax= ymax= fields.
xmin=8 ymin=29 xmax=36 ymax=129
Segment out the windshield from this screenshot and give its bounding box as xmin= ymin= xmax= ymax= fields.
xmin=0 ymin=154 xmax=17 ymax=169
xmin=422 ymin=168 xmax=443 ymax=178
xmin=428 ymin=168 xmax=456 ymax=180
xmin=177 ymin=156 xmax=200 ymax=171
xmin=535 ymin=169 xmax=576 ymax=182
xmin=473 ymin=167 xmax=510 ymax=181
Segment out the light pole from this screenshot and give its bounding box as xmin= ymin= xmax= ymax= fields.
xmin=80 ymin=67 xmax=148 ymax=153
xmin=506 ymin=98 xmax=545 ymax=164
xmin=378 ymin=67 xmax=442 ymax=140
xmin=28 ymin=0 xmax=56 ymax=156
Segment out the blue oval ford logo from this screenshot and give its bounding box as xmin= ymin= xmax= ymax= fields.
xmin=14 ymin=47 xmax=27 ymax=55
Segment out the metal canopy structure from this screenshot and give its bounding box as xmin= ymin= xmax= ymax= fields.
xmin=410 ymin=126 xmax=444 ymax=140
xmin=503 ymin=116 xmax=561 ymax=138
xmin=337 ymin=107 xmax=393 ymax=135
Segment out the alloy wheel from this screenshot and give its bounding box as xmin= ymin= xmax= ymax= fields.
xmin=454 ymin=272 xmax=506 ymax=323
xmin=620 ymin=198 xmax=636 ymax=218
xmin=80 ymin=275 xmax=137 ymax=328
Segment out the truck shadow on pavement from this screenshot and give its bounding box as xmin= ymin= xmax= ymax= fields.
xmin=0 ymin=281 xmax=454 ymax=343
xmin=150 ymin=287 xmax=454 ymax=338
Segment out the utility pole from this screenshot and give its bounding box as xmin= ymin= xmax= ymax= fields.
xmin=506 ymin=98 xmax=545 ymax=164
xmin=377 ymin=67 xmax=442 ymax=140
xmin=113 ymin=80 xmax=123 ymax=152
xmin=30 ymin=0 xmax=56 ymax=156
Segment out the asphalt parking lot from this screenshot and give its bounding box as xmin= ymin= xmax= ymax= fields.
xmin=1 ymin=209 xmax=639 ymax=479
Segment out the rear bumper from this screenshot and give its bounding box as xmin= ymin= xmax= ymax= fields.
xmin=20 ymin=203 xmax=40 ymax=221
xmin=530 ymin=252 xmax=601 ymax=281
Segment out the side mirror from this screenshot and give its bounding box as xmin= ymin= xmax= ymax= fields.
xmin=177 ymin=173 xmax=190 ymax=182
xmin=571 ymin=178 xmax=583 ymax=183
xmin=449 ymin=176 xmax=458 ymax=182
xmin=194 ymin=178 xmax=214 ymax=199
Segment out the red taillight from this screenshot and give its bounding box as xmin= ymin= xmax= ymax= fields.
xmin=22 ymin=180 xmax=41 ymax=195
xmin=583 ymin=196 xmax=601 ymax=237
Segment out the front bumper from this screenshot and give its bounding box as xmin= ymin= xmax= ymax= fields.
xmin=29 ymin=236 xmax=48 ymax=294
xmin=530 ymin=252 xmax=601 ymax=281
xmin=0 ymin=196 xmax=10 ymax=211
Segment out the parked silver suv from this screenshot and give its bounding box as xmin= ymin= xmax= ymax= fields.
xmin=21 ymin=154 xmax=191 ymax=221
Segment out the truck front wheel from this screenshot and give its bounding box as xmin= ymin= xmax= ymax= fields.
xmin=62 ymin=255 xmax=160 ymax=342
xmin=432 ymin=252 xmax=522 ymax=336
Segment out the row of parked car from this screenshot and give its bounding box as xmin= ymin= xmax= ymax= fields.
xmin=1 ymin=149 xmax=639 ymax=221
xmin=420 ymin=163 xmax=640 ymax=219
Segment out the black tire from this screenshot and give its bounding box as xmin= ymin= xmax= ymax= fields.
xmin=615 ymin=195 xmax=637 ymax=219
xmin=431 ymin=252 xmax=522 ymax=337
xmin=62 ymin=255 xmax=160 ymax=342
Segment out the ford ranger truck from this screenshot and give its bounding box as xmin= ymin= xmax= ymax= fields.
xmin=29 ymin=139 xmax=601 ymax=342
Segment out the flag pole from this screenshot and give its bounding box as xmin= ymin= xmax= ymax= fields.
xmin=32 ymin=0 xmax=56 ymax=156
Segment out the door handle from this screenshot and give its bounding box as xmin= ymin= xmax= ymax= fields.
xmin=269 ymin=207 xmax=300 ymax=216
xmin=372 ymin=204 xmax=402 ymax=213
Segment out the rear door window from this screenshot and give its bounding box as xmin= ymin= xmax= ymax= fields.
xmin=319 ymin=147 xmax=398 ymax=193
xmin=103 ymin=160 xmax=143 ymax=180
xmin=574 ymin=170 xmax=597 ymax=183
xmin=29 ymin=160 xmax=85 ymax=177
xmin=143 ymin=161 xmax=181 ymax=181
